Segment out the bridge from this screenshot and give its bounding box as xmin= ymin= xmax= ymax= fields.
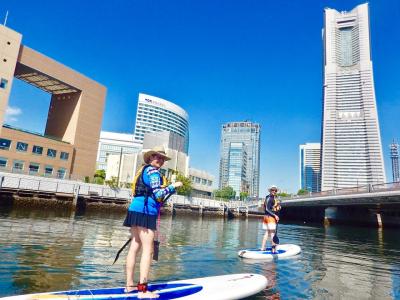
xmin=279 ymin=182 xmax=400 ymax=227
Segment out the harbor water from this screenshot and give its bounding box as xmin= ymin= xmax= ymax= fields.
xmin=0 ymin=206 xmax=399 ymax=299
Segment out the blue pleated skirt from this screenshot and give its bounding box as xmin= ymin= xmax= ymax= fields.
xmin=123 ymin=211 xmax=157 ymax=230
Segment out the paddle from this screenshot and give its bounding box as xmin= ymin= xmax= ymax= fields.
xmin=272 ymin=221 xmax=279 ymax=245
xmin=112 ymin=238 xmax=131 ymax=265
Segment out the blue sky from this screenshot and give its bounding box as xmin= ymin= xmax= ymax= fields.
xmin=2 ymin=0 xmax=400 ymax=195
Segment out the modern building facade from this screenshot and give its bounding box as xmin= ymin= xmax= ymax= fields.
xmin=321 ymin=3 xmax=386 ymax=190
xmin=0 ymin=25 xmax=106 ymax=180
xmin=96 ymin=131 xmax=142 ymax=171
xmin=390 ymin=140 xmax=400 ymax=182
xmin=133 ymin=93 xmax=189 ymax=154
xmin=219 ymin=121 xmax=260 ymax=198
xmin=189 ymin=168 xmax=214 ymax=196
xmin=227 ymin=142 xmax=248 ymax=197
xmin=299 ymin=143 xmax=321 ymax=192
xmin=142 ymin=131 xmax=186 ymax=154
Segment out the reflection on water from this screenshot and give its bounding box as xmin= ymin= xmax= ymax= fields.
xmin=0 ymin=207 xmax=399 ymax=299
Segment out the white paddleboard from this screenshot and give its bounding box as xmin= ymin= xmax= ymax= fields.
xmin=238 ymin=244 xmax=301 ymax=260
xmin=1 ymin=273 xmax=267 ymax=300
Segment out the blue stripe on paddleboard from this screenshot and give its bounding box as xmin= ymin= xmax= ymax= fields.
xmin=55 ymin=284 xmax=203 ymax=299
xmin=242 ymin=249 xmax=286 ymax=254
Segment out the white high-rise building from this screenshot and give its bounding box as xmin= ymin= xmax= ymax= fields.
xmin=321 ymin=3 xmax=386 ymax=190
xmin=133 ymin=93 xmax=189 ymax=154
xmin=299 ymin=143 xmax=321 ymax=192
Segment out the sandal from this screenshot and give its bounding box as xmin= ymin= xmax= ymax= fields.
xmin=137 ymin=282 xmax=159 ymax=299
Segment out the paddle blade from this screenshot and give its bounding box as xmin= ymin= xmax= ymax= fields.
xmin=153 ymin=240 xmax=160 ymax=261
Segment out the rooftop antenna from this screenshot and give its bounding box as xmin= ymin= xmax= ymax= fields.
xmin=3 ymin=10 xmax=9 ymax=26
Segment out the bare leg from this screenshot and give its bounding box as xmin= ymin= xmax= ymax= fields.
xmin=138 ymin=226 xmax=159 ymax=299
xmin=261 ymin=230 xmax=269 ymax=250
xmin=126 ymin=227 xmax=141 ymax=292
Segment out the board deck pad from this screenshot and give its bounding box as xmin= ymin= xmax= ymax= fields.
xmin=1 ymin=273 xmax=268 ymax=300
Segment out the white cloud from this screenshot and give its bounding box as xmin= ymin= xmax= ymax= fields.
xmin=5 ymin=106 xmax=22 ymax=123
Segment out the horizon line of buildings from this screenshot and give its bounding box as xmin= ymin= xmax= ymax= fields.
xmin=2 ymin=3 xmax=399 ymax=198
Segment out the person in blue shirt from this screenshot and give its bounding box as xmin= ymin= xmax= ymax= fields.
xmin=123 ymin=146 xmax=182 ymax=298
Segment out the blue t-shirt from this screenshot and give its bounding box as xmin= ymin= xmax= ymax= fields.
xmin=128 ymin=165 xmax=176 ymax=215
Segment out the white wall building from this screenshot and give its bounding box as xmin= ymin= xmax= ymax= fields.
xmin=321 ymin=3 xmax=386 ymax=191
xmin=96 ymin=131 xmax=142 ymax=171
xmin=189 ymin=168 xmax=214 ymax=196
xmin=299 ymin=143 xmax=321 ymax=192
xmin=133 ymin=93 xmax=189 ymax=154
xmin=106 ymin=148 xmax=189 ymax=185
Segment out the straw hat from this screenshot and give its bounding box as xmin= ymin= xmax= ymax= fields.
xmin=268 ymin=185 xmax=278 ymax=192
xmin=143 ymin=145 xmax=171 ymax=164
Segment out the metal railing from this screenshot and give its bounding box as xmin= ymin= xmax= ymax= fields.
xmin=0 ymin=172 xmax=131 ymax=200
xmin=280 ymin=181 xmax=400 ymax=202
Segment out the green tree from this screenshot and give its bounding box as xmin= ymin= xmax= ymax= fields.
xmin=93 ymin=169 xmax=106 ymax=185
xmin=105 ymin=176 xmax=119 ymax=189
xmin=175 ymin=173 xmax=192 ymax=196
xmin=277 ymin=192 xmax=290 ymax=197
xmin=297 ymin=189 xmax=308 ymax=195
xmin=239 ymin=191 xmax=249 ymax=200
xmin=214 ymin=186 xmax=236 ymax=200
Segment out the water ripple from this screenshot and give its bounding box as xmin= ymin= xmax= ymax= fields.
xmin=0 ymin=208 xmax=399 ymax=299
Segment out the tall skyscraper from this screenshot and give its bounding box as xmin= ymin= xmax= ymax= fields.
xmin=219 ymin=121 xmax=260 ymax=198
xmin=390 ymin=140 xmax=400 ymax=182
xmin=321 ymin=3 xmax=386 ymax=190
xmin=227 ymin=142 xmax=248 ymax=197
xmin=133 ymin=93 xmax=189 ymax=154
xmin=299 ymin=143 xmax=321 ymax=192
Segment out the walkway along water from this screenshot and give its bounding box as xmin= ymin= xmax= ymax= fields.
xmin=2 ymin=171 xmax=400 ymax=227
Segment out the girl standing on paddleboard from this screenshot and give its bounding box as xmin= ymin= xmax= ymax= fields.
xmin=260 ymin=185 xmax=281 ymax=253
xmin=123 ymin=146 xmax=182 ymax=298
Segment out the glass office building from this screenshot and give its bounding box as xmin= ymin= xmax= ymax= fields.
xmin=299 ymin=143 xmax=321 ymax=192
xmin=219 ymin=121 xmax=260 ymax=198
xmin=227 ymin=142 xmax=248 ymax=197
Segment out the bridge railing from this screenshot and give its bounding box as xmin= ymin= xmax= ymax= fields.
xmin=280 ymin=181 xmax=400 ymax=202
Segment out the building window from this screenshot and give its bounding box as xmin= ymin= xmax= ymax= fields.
xmin=29 ymin=162 xmax=40 ymax=175
xmin=0 ymin=78 xmax=8 ymax=89
xmin=16 ymin=142 xmax=28 ymax=152
xmin=0 ymin=157 xmax=7 ymax=168
xmin=60 ymin=152 xmax=69 ymax=160
xmin=57 ymin=168 xmax=66 ymax=179
xmin=47 ymin=149 xmax=57 ymax=158
xmin=44 ymin=165 xmax=53 ymax=177
xmin=0 ymin=138 xmax=11 ymax=150
xmin=32 ymin=145 xmax=43 ymax=155
xmin=12 ymin=160 xmax=24 ymax=173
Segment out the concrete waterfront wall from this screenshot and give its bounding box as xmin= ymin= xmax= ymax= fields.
xmin=281 ymin=205 xmax=400 ymax=228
